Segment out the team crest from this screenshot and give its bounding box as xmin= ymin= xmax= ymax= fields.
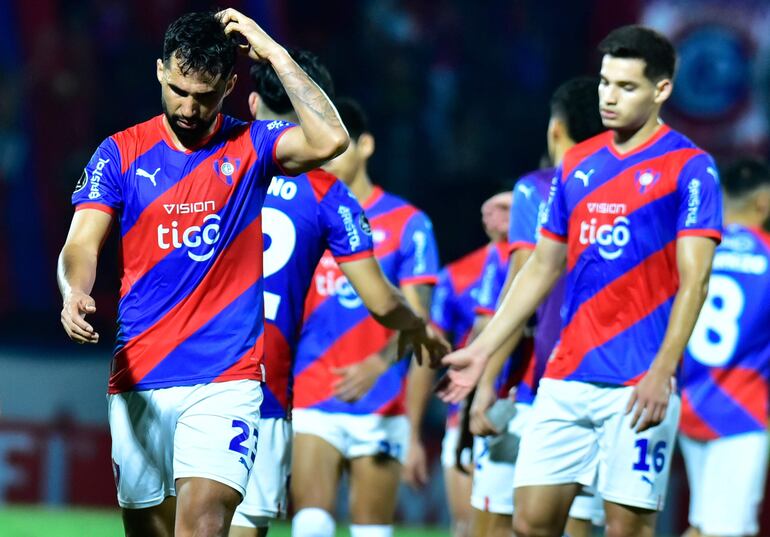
xmin=635 ymin=169 xmax=660 ymax=193
xmin=213 ymin=157 xmax=241 ymax=186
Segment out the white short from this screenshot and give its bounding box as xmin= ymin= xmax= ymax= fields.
xmin=233 ymin=417 xmax=292 ymax=527
xmin=513 ymin=379 xmax=680 ymax=511
xmin=441 ymin=425 xmax=472 ymax=469
xmin=108 ymin=380 xmax=262 ymax=509
xmin=679 ymin=431 xmax=769 ymax=535
xmin=470 ymin=402 xmax=606 ymax=523
xmin=471 ymin=403 xmax=530 ymax=514
xmin=292 ymin=408 xmax=410 ymax=464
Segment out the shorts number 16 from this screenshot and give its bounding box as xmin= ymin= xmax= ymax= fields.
xmin=632 ymin=439 xmax=666 ymax=473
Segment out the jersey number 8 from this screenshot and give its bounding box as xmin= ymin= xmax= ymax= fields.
xmin=687 ymin=274 xmax=745 ymax=367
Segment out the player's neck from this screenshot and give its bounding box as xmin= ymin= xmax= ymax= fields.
xmin=611 ymin=116 xmax=663 ymax=155
xmin=161 ymin=115 xmax=220 ymax=151
xmin=348 ymin=173 xmax=374 ymax=203
xmin=724 ymin=209 xmax=763 ymax=230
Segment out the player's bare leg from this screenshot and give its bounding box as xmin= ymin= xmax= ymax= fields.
xmin=472 ymin=510 xmax=511 ymax=537
xmin=445 ymin=467 xmax=473 ymax=537
xmin=603 ymin=501 xmax=656 ymax=537
xmin=291 ymin=433 xmax=345 ymax=537
xmin=564 ymin=517 xmax=593 ymax=537
xmin=512 ymin=484 xmax=580 ymax=537
xmin=122 ymin=496 xmax=176 ymax=537
xmin=229 ymin=522 xmax=270 ymax=537
xmin=348 ymin=454 xmax=401 ymax=535
xmin=174 ymin=477 xmax=242 ymax=537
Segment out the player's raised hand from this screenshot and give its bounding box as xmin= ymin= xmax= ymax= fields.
xmin=398 ymin=323 xmax=451 ymax=368
xmin=332 ymin=355 xmax=388 ymax=402
xmin=625 ymin=368 xmax=673 ymax=432
xmin=216 ymin=8 xmax=282 ymax=62
xmin=435 ymin=347 xmax=487 ymax=403
xmin=61 ymin=290 xmax=99 ymax=344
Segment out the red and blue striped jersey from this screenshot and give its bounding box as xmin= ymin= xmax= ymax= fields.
xmin=260 ymin=171 xmax=374 ymax=419
xmin=541 ymin=126 xmax=722 ymax=385
xmin=431 ymin=244 xmax=500 ymax=427
xmin=71 ymin=114 xmax=294 ymax=393
xmin=507 ymin=168 xmax=565 ymax=403
xmin=294 ymin=186 xmax=440 ymax=416
xmin=472 ymin=241 xmax=533 ymax=401
xmin=680 ymin=224 xmax=770 ymax=439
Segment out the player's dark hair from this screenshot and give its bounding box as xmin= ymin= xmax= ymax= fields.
xmin=163 ymin=12 xmax=237 ymax=79
xmin=250 ymin=49 xmax=334 ymax=115
xmin=550 ymin=77 xmax=604 ymax=143
xmin=721 ymin=158 xmax=770 ymax=199
xmin=336 ymin=98 xmax=369 ymax=141
xmin=598 ymin=25 xmax=676 ymax=82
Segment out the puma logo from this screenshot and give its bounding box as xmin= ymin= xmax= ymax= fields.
xmin=574 ymin=169 xmax=595 ymax=187
xmin=136 ymin=167 xmax=161 ymax=187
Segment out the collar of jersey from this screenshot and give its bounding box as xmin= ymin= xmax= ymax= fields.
xmin=607 ymin=123 xmax=670 ymax=160
xmin=157 ymin=113 xmax=223 ymax=154
xmin=362 ymin=185 xmax=385 ymax=209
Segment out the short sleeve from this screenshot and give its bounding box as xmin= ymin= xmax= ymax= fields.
xmin=318 ymin=180 xmax=375 ymax=263
xmin=540 ymin=167 xmax=568 ymax=242
xmin=508 ymin=177 xmax=546 ymax=253
xmin=398 ymin=212 xmax=440 ymax=286
xmin=430 ymin=270 xmax=456 ymax=334
xmin=676 ymin=153 xmax=723 ymax=242
xmin=72 ymin=137 xmax=123 ymax=215
xmin=473 ymin=253 xmax=506 ymax=316
xmin=250 ymin=119 xmax=297 ymax=183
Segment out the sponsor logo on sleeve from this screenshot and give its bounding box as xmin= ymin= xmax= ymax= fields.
xmin=267 ymin=120 xmax=289 ymax=131
xmin=87 ymin=157 xmax=111 ymax=200
xmin=338 ymin=205 xmax=362 ymax=251
xmin=412 ymin=230 xmax=428 ymax=273
xmin=359 ymin=213 xmax=372 ymax=235
xmin=685 ymin=178 xmax=701 ymax=227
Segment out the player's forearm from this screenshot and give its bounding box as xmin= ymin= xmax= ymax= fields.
xmin=406 ymin=360 xmax=434 ymax=436
xmin=268 ymin=49 xmax=348 ymax=161
xmin=469 ymin=251 xmax=560 ymax=361
xmin=652 ymin=276 xmax=710 ymax=376
xmin=57 ymin=244 xmax=98 ymax=298
xmin=368 ymin=290 xmax=424 ymax=332
xmin=478 ymin=324 xmax=525 ymax=388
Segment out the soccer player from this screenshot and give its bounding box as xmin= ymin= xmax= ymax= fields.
xmin=230 ymin=50 xmax=448 ymax=537
xmin=467 ymin=77 xmax=606 ymax=537
xmin=431 ymin=192 xmax=512 ymax=537
xmin=58 ymin=10 xmax=350 ymax=537
xmin=290 ymin=99 xmax=440 ymax=537
xmin=439 ymin=25 xmax=723 ymax=537
xmin=679 ymin=158 xmax=770 ymax=537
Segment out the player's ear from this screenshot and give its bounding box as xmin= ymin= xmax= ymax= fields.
xmin=156 ymin=59 xmax=165 ymax=84
xmin=653 ymin=78 xmax=673 ymax=105
xmin=248 ymin=92 xmax=260 ymax=119
xmin=357 ymin=133 xmax=375 ymax=159
xmin=547 ymin=116 xmax=566 ymax=144
xmin=755 ymin=189 xmax=770 ymax=220
xmin=223 ymin=74 xmax=237 ymax=98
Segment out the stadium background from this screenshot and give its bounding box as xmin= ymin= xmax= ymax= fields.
xmin=0 ymin=0 xmax=769 ymax=534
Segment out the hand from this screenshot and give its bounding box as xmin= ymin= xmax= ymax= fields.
xmin=399 ymin=322 xmax=451 ymax=368
xmin=402 ymin=438 xmax=429 ymax=488
xmin=469 ymin=382 xmax=499 ymax=436
xmin=332 ymin=355 xmax=388 ymax=402
xmin=61 ymin=291 xmax=99 ymax=344
xmin=217 ymin=8 xmax=284 ymax=62
xmin=435 ymin=346 xmax=487 ymax=403
xmin=625 ymin=367 xmax=673 ymax=433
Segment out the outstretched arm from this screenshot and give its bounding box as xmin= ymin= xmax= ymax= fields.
xmin=437 ymin=237 xmax=566 ymax=403
xmin=626 ymin=236 xmax=716 ymax=432
xmin=57 ymin=209 xmax=113 ymax=344
xmin=218 ymin=9 xmax=348 ymax=173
